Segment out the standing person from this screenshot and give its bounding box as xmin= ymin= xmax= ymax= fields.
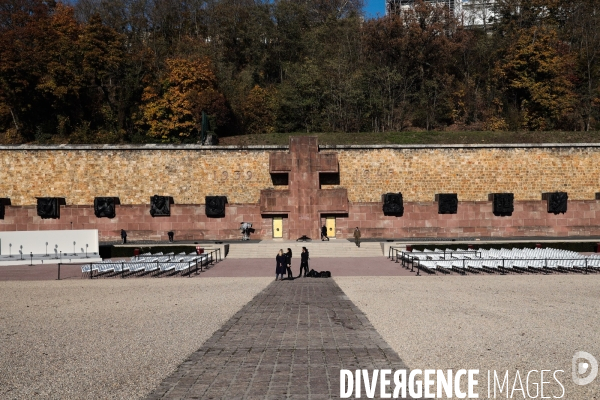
xmin=299 ymin=247 xmax=309 ymax=278
xmin=275 ymin=249 xmax=286 ymax=281
xmin=353 ymin=227 xmax=361 ymax=247
xmin=285 ymin=248 xmax=293 ymax=279
xmin=121 ymin=229 xmax=127 ymax=244
xmin=321 ymin=225 xmax=329 ymax=241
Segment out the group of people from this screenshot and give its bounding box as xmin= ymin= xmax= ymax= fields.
xmin=275 ymin=247 xmax=310 ymax=281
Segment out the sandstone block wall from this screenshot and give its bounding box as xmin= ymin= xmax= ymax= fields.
xmin=326 ymin=146 xmax=600 ymax=202
xmin=2 ymin=143 xmax=600 ymax=241
xmin=0 ymin=146 xmax=276 ymax=206
xmin=2 ymin=144 xmax=599 ymax=206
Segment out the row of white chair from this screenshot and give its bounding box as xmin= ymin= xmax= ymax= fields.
xmin=82 ymin=252 xmax=212 ymax=277
xmin=407 ymin=247 xmax=600 ymax=274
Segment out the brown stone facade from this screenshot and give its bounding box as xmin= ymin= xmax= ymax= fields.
xmin=2 ymin=200 xmax=600 ymax=241
xmin=335 ymin=200 xmax=600 ymax=238
xmin=0 ymin=204 xmax=267 ymax=241
xmin=260 ymin=137 xmax=348 ymax=238
xmin=1 ymin=140 xmax=600 ymax=241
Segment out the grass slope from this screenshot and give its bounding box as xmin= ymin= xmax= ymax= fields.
xmin=219 ymin=131 xmax=600 ymax=146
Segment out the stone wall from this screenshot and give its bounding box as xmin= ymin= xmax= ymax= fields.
xmin=332 ymin=200 xmax=600 ymax=239
xmin=326 ymin=145 xmax=600 ymax=202
xmin=0 ymin=145 xmax=278 ymax=206
xmin=3 ymin=200 xmax=599 ymax=241
xmin=2 ymin=142 xmax=600 ymax=241
xmin=0 ymin=204 xmax=271 ymax=241
xmin=2 ymin=144 xmax=599 ymax=206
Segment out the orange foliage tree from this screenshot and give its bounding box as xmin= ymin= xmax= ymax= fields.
xmin=495 ymin=26 xmax=576 ymax=130
xmin=241 ymin=85 xmax=276 ymax=135
xmin=138 ymin=57 xmax=228 ymax=142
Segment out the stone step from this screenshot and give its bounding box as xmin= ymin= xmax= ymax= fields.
xmin=226 ymin=241 xmax=384 ymax=258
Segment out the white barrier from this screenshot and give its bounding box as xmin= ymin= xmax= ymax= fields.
xmin=0 ymin=230 xmax=99 ymax=256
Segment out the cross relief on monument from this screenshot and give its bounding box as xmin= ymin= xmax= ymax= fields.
xmin=260 ymin=137 xmax=348 ymax=239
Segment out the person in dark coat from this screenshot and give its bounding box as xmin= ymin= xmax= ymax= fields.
xmin=275 ymin=249 xmax=286 ymax=281
xmin=121 ymin=229 xmax=127 ymax=244
xmin=321 ymin=225 xmax=329 ymax=241
xmin=353 ymin=227 xmax=361 ymax=247
xmin=285 ymin=248 xmax=293 ymax=279
xmin=299 ymin=247 xmax=309 ymax=277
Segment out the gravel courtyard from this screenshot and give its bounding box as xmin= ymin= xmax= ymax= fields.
xmin=2 ymin=274 xmax=600 ymax=399
xmin=336 ymin=275 xmax=600 ymax=399
xmin=0 ymin=278 xmax=272 ymax=399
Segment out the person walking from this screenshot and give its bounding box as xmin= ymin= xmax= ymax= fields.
xmin=285 ymin=248 xmax=293 ymax=279
xmin=353 ymin=227 xmax=361 ymax=247
xmin=298 ymin=247 xmax=309 ymax=277
xmin=321 ymin=225 xmax=329 ymax=241
xmin=275 ymin=249 xmax=286 ymax=281
xmin=121 ymin=229 xmax=127 ymax=244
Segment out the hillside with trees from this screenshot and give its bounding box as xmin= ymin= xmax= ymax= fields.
xmin=0 ymin=0 xmax=598 ymax=144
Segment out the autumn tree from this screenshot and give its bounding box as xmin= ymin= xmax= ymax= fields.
xmin=0 ymin=0 xmax=56 ymax=141
xmin=241 ymin=85 xmax=276 ymax=134
xmin=0 ymin=0 xmax=127 ymax=142
xmin=2 ymin=0 xmax=600 ymax=142
xmin=137 ymin=57 xmax=228 ymax=142
xmin=563 ymin=0 xmax=600 ymax=130
xmin=495 ymin=26 xmax=576 ymax=130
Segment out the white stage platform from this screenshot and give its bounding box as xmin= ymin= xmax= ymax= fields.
xmin=0 ymin=230 xmax=100 ymax=265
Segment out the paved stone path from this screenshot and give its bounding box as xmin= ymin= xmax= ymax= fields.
xmin=146 ymin=278 xmax=410 ymax=399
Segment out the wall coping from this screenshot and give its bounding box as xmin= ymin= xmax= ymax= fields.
xmin=0 ymin=142 xmax=599 ymax=151
xmin=320 ymin=143 xmax=600 ymax=150
xmin=0 ymin=144 xmax=287 ymax=150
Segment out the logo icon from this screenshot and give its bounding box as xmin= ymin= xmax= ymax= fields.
xmin=572 ymin=351 xmax=598 ymax=386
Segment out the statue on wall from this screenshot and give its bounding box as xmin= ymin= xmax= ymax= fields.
xmin=382 ymin=193 xmax=404 ymax=216
xmin=493 ymin=193 xmax=514 ymax=216
xmin=547 ymin=192 xmax=568 ymax=214
xmin=37 ymin=197 xmax=60 ymax=219
xmin=205 ymin=196 xmax=227 ymax=218
xmin=94 ymin=197 xmax=117 ymax=218
xmin=150 ymin=195 xmax=172 ymax=217
xmin=437 ymin=193 xmax=458 ymax=214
